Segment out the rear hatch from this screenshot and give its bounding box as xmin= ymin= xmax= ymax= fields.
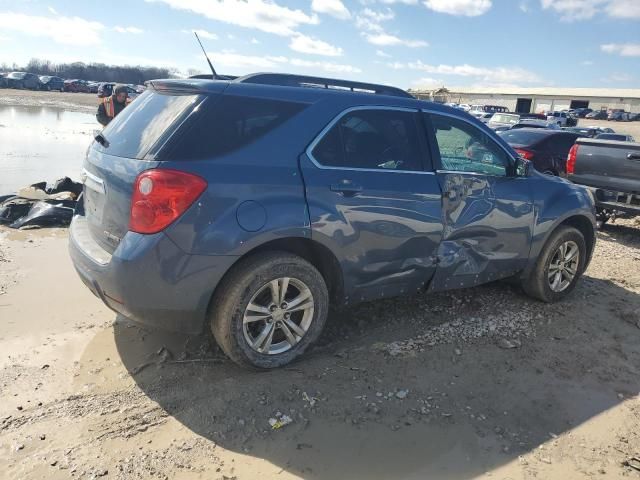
xmin=82 ymin=82 xmax=225 ymax=253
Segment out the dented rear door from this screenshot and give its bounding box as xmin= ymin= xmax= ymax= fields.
xmin=423 ymin=112 xmax=534 ymax=292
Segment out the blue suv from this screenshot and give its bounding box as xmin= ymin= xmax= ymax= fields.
xmin=69 ymin=73 xmax=596 ymax=368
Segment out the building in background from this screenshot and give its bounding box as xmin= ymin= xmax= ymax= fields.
xmin=409 ymin=86 xmax=640 ymax=114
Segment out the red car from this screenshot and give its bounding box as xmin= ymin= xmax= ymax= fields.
xmin=63 ymin=79 xmax=90 ymax=93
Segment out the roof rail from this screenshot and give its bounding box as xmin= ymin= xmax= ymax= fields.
xmin=234 ymin=72 xmax=414 ymax=99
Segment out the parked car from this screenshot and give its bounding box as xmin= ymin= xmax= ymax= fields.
xmin=567 ymin=137 xmax=640 ymax=228
xmin=499 ymin=128 xmax=584 ymax=176
xmin=511 ymin=119 xmax=559 ymax=130
xmin=573 ymin=108 xmax=593 ymax=118
xmin=630 ymin=113 xmax=640 ymax=121
xmin=0 ymin=72 xmax=7 ymax=88
xmin=519 ymin=113 xmax=547 ymax=121
xmin=64 ymin=79 xmax=90 ymax=93
xmin=483 ymin=105 xmax=508 ymax=113
xmin=585 ymin=125 xmax=615 ymax=134
xmin=488 ymin=112 xmax=520 ymax=131
xmin=586 ymin=110 xmax=608 ymax=120
xmin=5 ymin=71 xmax=41 ymax=89
xmin=97 ymin=83 xmax=139 ymax=99
xmin=69 ymin=73 xmax=596 ymax=368
xmin=39 ymin=75 xmax=65 ymax=91
xmin=595 ymin=133 xmax=635 ymax=142
xmin=546 ymin=111 xmax=577 ymax=127
xmin=87 ymin=82 xmax=100 ymax=94
xmin=477 ymin=112 xmax=494 ymax=123
xmin=562 ymin=126 xmax=599 ymax=138
xmin=608 ymin=111 xmax=632 ymax=121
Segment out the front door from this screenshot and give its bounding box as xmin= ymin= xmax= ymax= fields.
xmin=300 ymin=107 xmax=443 ymax=303
xmin=423 ymin=112 xmax=534 ymax=292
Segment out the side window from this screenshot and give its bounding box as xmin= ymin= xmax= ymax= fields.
xmin=164 ymin=95 xmax=307 ymax=160
xmin=312 ymin=109 xmax=423 ymax=171
xmin=428 ymin=114 xmax=511 ymax=176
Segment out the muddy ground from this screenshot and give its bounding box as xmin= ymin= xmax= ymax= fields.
xmin=1 ymin=90 xmax=640 ymax=479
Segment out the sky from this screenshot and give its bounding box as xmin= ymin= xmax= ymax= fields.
xmin=0 ymin=0 xmax=638 ymax=89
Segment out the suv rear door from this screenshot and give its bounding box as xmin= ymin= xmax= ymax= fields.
xmin=423 ymin=111 xmax=534 ymax=291
xmin=299 ymin=106 xmax=443 ymax=303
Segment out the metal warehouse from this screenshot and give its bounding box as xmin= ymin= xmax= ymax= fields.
xmin=408 ymin=86 xmax=640 ymax=114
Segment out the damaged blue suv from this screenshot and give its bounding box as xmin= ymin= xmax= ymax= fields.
xmin=69 ymin=73 xmax=596 ymax=368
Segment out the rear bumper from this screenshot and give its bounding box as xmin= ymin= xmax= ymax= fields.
xmin=584 ymin=187 xmax=640 ymax=216
xmin=69 ymin=215 xmax=239 ymax=334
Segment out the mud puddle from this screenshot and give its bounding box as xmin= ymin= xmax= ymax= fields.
xmin=0 ymin=105 xmax=95 ymax=194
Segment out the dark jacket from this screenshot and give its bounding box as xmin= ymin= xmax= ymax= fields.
xmin=96 ymin=97 xmax=127 ymax=126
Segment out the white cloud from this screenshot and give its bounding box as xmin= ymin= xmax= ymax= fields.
xmin=289 ymin=58 xmax=361 ymax=73
xmin=540 ymin=0 xmax=640 ymax=21
xmin=603 ymin=72 xmax=632 ymax=82
xmin=380 ymin=0 xmax=418 ymax=4
xmin=289 ymin=34 xmax=343 ymax=56
xmin=47 ymin=6 xmax=58 ymax=14
xmin=311 ymin=0 xmax=351 ymax=19
xmin=581 ymin=60 xmax=594 ymax=65
xmin=364 ymin=32 xmax=428 ymax=47
xmin=355 ymin=7 xmax=427 ymax=47
xmin=411 ymin=76 xmax=441 ymax=86
xmin=424 ymin=0 xmax=492 ymax=16
xmin=376 ymin=49 xmax=391 ymax=57
xmin=182 ymin=29 xmax=218 ymax=40
xmin=114 ymin=26 xmax=144 ymax=34
xmin=147 ymin=0 xmax=318 ymax=36
xmin=251 ymin=38 xmax=260 ymax=44
xmin=206 ymin=50 xmax=360 ymax=75
xmin=519 ymin=1 xmax=530 ymax=12
xmin=601 ymin=43 xmax=640 ymax=57
xmin=0 ymin=12 xmax=104 ymax=45
xmin=390 ymin=60 xmax=541 ymax=83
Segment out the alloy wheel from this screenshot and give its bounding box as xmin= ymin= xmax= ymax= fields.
xmin=548 ymin=240 xmax=580 ymax=292
xmin=242 ymin=277 xmax=315 ymax=355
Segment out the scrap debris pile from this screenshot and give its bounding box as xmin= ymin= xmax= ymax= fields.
xmin=0 ymin=177 xmax=82 ymax=229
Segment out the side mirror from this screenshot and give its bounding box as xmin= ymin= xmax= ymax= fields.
xmin=515 ymin=157 xmax=530 ymax=176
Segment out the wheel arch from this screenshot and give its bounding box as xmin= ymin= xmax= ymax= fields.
xmin=206 ymin=236 xmax=344 ymax=323
xmin=558 ymin=214 xmax=596 ymax=268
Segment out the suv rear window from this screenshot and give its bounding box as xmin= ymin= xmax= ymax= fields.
xmin=164 ymin=95 xmax=307 ymax=160
xmin=96 ymin=90 xmax=202 ymax=159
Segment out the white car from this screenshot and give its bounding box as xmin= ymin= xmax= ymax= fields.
xmin=547 ymin=111 xmax=569 ymax=126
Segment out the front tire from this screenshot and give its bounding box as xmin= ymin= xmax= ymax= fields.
xmin=210 ymin=252 xmax=329 ymax=369
xmin=522 ymin=226 xmax=586 ymax=303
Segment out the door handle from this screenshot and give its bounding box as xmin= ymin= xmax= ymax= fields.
xmin=627 ymin=153 xmax=640 ymax=160
xmin=330 ymin=181 xmax=363 ymax=196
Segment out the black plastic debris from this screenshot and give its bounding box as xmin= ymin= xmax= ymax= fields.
xmin=9 ymin=201 xmax=74 ymax=229
xmin=0 ymin=197 xmax=33 ymax=224
xmin=0 ymin=177 xmax=83 ymax=229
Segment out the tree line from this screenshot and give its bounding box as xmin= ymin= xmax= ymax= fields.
xmin=1 ymin=58 xmax=179 ymax=85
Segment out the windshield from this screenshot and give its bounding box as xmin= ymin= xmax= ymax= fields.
xmin=490 ymin=114 xmax=519 ymax=125
xmin=498 ymin=129 xmax=549 ymax=145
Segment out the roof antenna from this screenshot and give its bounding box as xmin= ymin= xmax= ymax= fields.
xmin=194 ymin=31 xmax=219 ymax=79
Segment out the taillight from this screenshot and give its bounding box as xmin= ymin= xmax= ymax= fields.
xmin=129 ymin=169 xmax=207 ymax=234
xmin=514 ymin=148 xmax=534 ymax=160
xmin=566 ymin=144 xmax=579 ymax=175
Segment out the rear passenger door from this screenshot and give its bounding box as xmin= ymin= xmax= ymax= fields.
xmin=299 ymin=107 xmax=443 ymax=303
xmin=423 ymin=112 xmax=534 ymax=292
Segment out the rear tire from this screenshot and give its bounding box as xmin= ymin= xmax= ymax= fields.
xmin=210 ymin=252 xmax=329 ymax=369
xmin=522 ymin=226 xmax=586 ymax=303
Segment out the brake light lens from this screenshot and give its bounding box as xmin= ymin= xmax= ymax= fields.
xmin=514 ymin=148 xmax=534 ymax=160
xmin=566 ymin=144 xmax=579 ymax=175
xmin=130 ymin=169 xmax=207 ymax=234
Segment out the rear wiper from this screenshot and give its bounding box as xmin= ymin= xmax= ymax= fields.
xmin=94 ymin=131 xmax=110 ymax=148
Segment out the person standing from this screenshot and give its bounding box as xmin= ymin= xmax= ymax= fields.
xmin=96 ymin=84 xmax=129 ymax=126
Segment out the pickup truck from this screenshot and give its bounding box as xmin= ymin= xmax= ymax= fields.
xmin=567 ymin=138 xmax=640 ymax=228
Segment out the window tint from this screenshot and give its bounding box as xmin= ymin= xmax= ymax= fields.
xmin=498 ymin=129 xmax=549 ymax=146
xmin=430 ymin=114 xmax=511 ymax=176
xmin=312 ymin=109 xmax=423 ymax=171
xmin=98 ymin=90 xmax=202 ymax=159
xmin=166 ymin=95 xmax=307 ymax=160
xmin=550 ymin=133 xmax=579 ymax=154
